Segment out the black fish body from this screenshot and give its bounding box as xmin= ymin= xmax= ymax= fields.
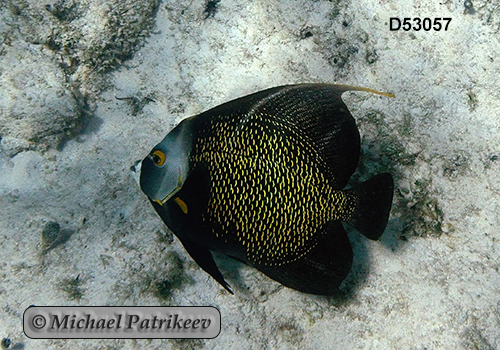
xmin=140 ymin=84 xmax=394 ymax=295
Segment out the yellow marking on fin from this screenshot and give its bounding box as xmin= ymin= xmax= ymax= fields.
xmin=174 ymin=197 xmax=188 ymax=214
xmin=154 ymin=199 xmax=163 ymax=206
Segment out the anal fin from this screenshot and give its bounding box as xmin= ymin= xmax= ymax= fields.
xmin=255 ymin=221 xmax=353 ymax=295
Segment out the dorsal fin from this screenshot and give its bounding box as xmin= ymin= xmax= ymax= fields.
xmin=190 ymin=83 xmax=393 ymax=189
xmin=242 ymin=84 xmax=393 ymax=188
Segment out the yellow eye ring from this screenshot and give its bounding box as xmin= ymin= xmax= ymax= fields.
xmin=151 ymin=150 xmax=166 ymax=167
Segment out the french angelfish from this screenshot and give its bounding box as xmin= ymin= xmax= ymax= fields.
xmin=139 ymin=83 xmax=394 ymax=295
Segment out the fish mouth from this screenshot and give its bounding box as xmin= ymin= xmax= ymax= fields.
xmin=130 ymin=159 xmax=142 ymax=185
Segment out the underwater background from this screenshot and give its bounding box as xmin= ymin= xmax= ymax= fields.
xmin=1 ymin=0 xmax=499 ymax=349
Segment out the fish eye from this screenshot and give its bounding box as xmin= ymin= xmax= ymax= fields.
xmin=151 ymin=150 xmax=166 ymax=167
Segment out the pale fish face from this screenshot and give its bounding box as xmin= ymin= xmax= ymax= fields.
xmin=139 ymin=120 xmax=191 ymax=205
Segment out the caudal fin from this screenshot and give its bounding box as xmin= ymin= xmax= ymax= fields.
xmin=345 ymin=173 xmax=394 ymax=240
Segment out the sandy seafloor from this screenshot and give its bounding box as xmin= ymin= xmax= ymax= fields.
xmin=1 ymin=0 xmax=500 ymax=349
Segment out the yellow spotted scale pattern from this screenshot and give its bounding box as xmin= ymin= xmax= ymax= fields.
xmin=190 ymin=112 xmax=355 ymax=267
